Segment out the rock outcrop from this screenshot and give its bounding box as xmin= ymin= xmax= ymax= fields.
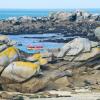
xmin=94 ymin=27 xmax=100 ymax=40
xmin=0 ymin=47 xmax=20 ymax=67
xmin=0 ymin=36 xmax=74 ymax=93
xmin=1 ymin=28 xmax=100 ymax=93
xmin=1 ymin=61 xmax=40 ymax=82
xmin=0 ymin=36 xmax=63 ymax=93
xmin=49 ymin=10 xmax=100 ymax=22
xmin=57 ymin=37 xmax=100 ymax=68
xmin=0 ymin=10 xmax=100 ymax=41
xmin=0 ymin=35 xmax=10 ymax=43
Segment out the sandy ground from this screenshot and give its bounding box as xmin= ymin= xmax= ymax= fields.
xmin=1 ymin=91 xmax=100 ymax=100
xmin=24 ymin=92 xmax=100 ymax=100
xmin=29 ymin=93 xmax=100 ymax=100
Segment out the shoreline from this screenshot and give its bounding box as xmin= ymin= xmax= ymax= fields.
xmin=1 ymin=90 xmax=100 ymax=100
xmin=0 ymin=10 xmax=100 ymax=39
xmin=1 ymin=10 xmax=100 ymax=99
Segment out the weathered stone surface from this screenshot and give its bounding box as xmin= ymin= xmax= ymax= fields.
xmin=49 ymin=11 xmax=72 ymax=21
xmin=0 ymin=66 xmax=4 ymax=73
xmin=0 ymin=53 xmax=9 ymax=67
xmin=57 ymin=38 xmax=92 ymax=58
xmin=0 ymin=11 xmax=99 ymax=39
xmin=58 ymin=38 xmax=100 ymax=63
xmin=90 ymin=41 xmax=99 ymax=48
xmin=75 ymin=10 xmax=91 ymax=21
xmin=93 ymin=65 xmax=100 ymax=70
xmin=1 ymin=77 xmax=48 ymax=93
xmin=95 ymin=27 xmax=100 ymax=40
xmin=63 ymin=56 xmax=74 ymax=61
xmin=26 ymin=53 xmax=48 ymax=65
xmin=1 ymin=69 xmax=71 ymax=93
xmin=7 ymin=40 xmax=17 ymax=46
xmin=0 ymin=91 xmax=16 ymax=99
xmin=54 ymin=76 xmax=70 ymax=88
xmin=1 ymin=25 xmax=100 ymax=93
xmin=1 ymin=61 xmax=40 ymax=82
xmin=27 ymin=53 xmax=42 ymax=61
xmin=0 ymin=35 xmax=9 ymax=43
xmin=74 ymin=47 xmax=100 ymax=61
xmin=0 ymin=44 xmax=7 ymax=52
xmin=0 ymin=47 xmax=20 ymax=62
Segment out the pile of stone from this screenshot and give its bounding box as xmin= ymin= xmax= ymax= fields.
xmin=0 ymin=10 xmax=100 ymax=36
xmin=0 ymin=35 xmax=46 ymax=92
xmin=0 ymin=35 xmax=72 ymax=93
xmin=49 ymin=10 xmax=100 ymax=22
xmin=54 ymin=28 xmax=100 ymax=91
xmin=1 ymin=30 xmax=100 ymax=93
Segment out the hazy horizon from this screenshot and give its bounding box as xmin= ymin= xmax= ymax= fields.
xmin=0 ymin=8 xmax=100 ymax=9
xmin=0 ymin=0 xmax=100 ymax=9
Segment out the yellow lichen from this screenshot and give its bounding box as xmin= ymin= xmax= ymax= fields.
xmin=39 ymin=58 xmax=47 ymax=65
xmin=15 ymin=61 xmax=40 ymax=70
xmin=32 ymin=53 xmax=42 ymax=60
xmin=0 ymin=47 xmax=19 ymax=59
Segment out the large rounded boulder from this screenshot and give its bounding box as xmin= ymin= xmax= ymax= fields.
xmin=1 ymin=61 xmax=40 ymax=83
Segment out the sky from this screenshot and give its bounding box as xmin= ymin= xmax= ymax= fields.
xmin=0 ymin=0 xmax=99 ymax=9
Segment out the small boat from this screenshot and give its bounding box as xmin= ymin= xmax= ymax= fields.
xmin=27 ymin=45 xmax=43 ymax=50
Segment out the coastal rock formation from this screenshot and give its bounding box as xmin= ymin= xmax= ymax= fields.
xmin=49 ymin=10 xmax=100 ymax=22
xmin=0 ymin=35 xmax=17 ymax=46
xmin=0 ymin=35 xmax=9 ymax=43
xmin=54 ymin=76 xmax=70 ymax=89
xmin=49 ymin=11 xmax=75 ymax=21
xmin=0 ymin=36 xmax=51 ymax=92
xmin=1 ymin=36 xmax=100 ymax=93
xmin=0 ymin=36 xmax=73 ymax=93
xmin=50 ymin=10 xmax=99 ymax=22
xmin=0 ymin=47 xmax=20 ymax=67
xmin=94 ymin=27 xmax=100 ymax=40
xmin=26 ymin=53 xmax=48 ymax=65
xmin=1 ymin=70 xmax=73 ymax=93
xmin=0 ymin=44 xmax=7 ymax=52
xmin=1 ymin=61 xmax=40 ymax=82
xmin=57 ymin=37 xmax=100 ymax=67
xmin=0 ymin=10 xmax=100 ymax=41
xmin=58 ymin=37 xmax=98 ymax=58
